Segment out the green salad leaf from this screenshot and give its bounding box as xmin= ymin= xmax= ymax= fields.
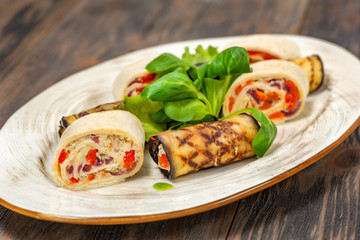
xmin=163 ymin=98 xmax=211 ymax=122
xmin=123 ymin=96 xmax=166 ymax=140
xmin=140 ymin=72 xmax=199 ymax=102
xmin=182 ymin=45 xmax=218 ymax=65
xmin=206 ymin=47 xmax=251 ymax=77
xmin=146 ymin=53 xmax=193 ymax=73
xmin=220 ymin=108 xmax=277 ymax=157
xmin=123 ymin=45 xmax=277 ymax=157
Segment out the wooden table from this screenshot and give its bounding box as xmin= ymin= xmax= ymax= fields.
xmin=0 ymin=0 xmax=359 ymax=239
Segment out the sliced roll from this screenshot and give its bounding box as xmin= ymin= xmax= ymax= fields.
xmin=223 ymin=60 xmax=309 ymax=123
xmin=52 ymin=111 xmax=145 ymax=190
xmin=149 ymin=114 xmax=260 ymax=179
xmin=289 ymin=55 xmax=324 ymax=92
xmin=223 ymin=34 xmax=300 ymax=63
xmin=112 ymin=59 xmax=159 ymax=101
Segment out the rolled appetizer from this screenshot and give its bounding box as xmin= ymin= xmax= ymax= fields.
xmin=223 ymin=60 xmax=309 ymax=123
xmin=223 ymin=34 xmax=300 ymax=63
xmin=52 ymin=111 xmax=145 ymax=190
xmin=290 ymin=55 xmax=324 ymax=92
xmin=112 ymin=59 xmax=159 ymax=100
xmin=149 ymin=114 xmax=260 ymax=179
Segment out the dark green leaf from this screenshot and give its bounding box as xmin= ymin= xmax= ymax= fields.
xmin=140 ymin=72 xmax=199 ymax=102
xmin=207 ymin=47 xmax=251 ymax=78
xmin=146 ymin=53 xmax=193 ymax=73
xmin=163 ymin=98 xmax=211 ymax=122
xmin=220 ymin=108 xmax=277 ymax=157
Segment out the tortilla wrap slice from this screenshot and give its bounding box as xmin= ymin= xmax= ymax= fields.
xmin=149 ymin=114 xmax=260 ymax=179
xmin=223 ymin=60 xmax=309 ymax=123
xmin=223 ymin=34 xmax=300 ymax=63
xmin=52 ymin=110 xmax=145 ymax=191
xmin=112 ymin=59 xmax=158 ymax=101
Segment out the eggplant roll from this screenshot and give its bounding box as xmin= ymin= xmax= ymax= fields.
xmin=223 ymin=34 xmax=300 ymax=63
xmin=149 ymin=114 xmax=260 ymax=179
xmin=290 ymin=55 xmax=324 ymax=93
xmin=223 ymin=60 xmax=309 ymax=123
xmin=52 ymin=111 xmax=145 ymax=190
xmin=112 ymin=59 xmax=159 ymax=100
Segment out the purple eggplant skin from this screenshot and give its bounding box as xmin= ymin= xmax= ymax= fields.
xmin=148 ymin=136 xmax=171 ymax=178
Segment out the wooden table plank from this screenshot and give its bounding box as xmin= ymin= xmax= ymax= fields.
xmin=0 ymin=0 xmax=358 ymax=239
xmin=0 ymin=0 xmax=78 ymax=80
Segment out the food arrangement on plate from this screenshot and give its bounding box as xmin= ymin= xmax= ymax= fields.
xmin=53 ymin=34 xmax=324 ymax=190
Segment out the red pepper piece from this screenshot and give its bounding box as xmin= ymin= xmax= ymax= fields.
xmin=284 ymin=80 xmax=299 ymax=111
xmin=247 ymin=51 xmax=278 ymax=63
xmin=135 ymin=87 xmax=145 ymax=94
xmin=268 ymin=111 xmax=284 ymax=120
xmin=140 ymin=73 xmax=156 ymax=83
xmin=58 ymin=149 xmax=70 ymax=164
xmin=69 ymin=177 xmax=79 ymax=184
xmin=228 ymin=96 xmax=235 ymax=112
xmin=86 ymin=149 xmax=98 ymax=166
xmin=123 ymin=150 xmax=135 ymax=169
xmin=158 ymin=154 xmax=170 ymax=169
xmin=235 ymin=80 xmax=252 ymax=95
xmin=88 ymin=174 xmax=95 ymax=181
xmin=258 ymin=91 xmax=279 ymax=110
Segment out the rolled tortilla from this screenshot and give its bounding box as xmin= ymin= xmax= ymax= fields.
xmin=149 ymin=114 xmax=260 ymax=179
xmin=223 ymin=34 xmax=300 ymax=63
xmin=112 ymin=59 xmax=158 ymax=101
xmin=223 ymin=60 xmax=309 ymax=123
xmin=52 ymin=110 xmax=145 ymax=190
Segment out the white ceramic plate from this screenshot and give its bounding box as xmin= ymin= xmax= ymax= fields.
xmin=0 ymin=35 xmax=359 ymax=224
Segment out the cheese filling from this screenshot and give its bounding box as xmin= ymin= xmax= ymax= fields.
xmin=157 ymin=144 xmax=170 ymax=172
xmin=227 ymin=78 xmax=301 ymax=121
xmin=57 ymin=134 xmax=138 ymax=184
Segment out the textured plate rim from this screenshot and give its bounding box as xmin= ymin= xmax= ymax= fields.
xmin=0 ymin=34 xmax=359 ymax=224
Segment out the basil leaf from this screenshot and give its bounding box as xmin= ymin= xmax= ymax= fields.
xmin=146 ymin=53 xmax=193 ymax=73
xmin=207 ymin=47 xmax=251 ymax=77
xmin=123 ymin=96 xmax=166 ymax=140
xmin=182 ymin=45 xmax=218 ymax=65
xmin=163 ymin=98 xmax=211 ymax=122
xmin=221 ymin=108 xmax=277 ymax=157
xmin=153 ymin=108 xmax=172 ymax=123
xmin=140 ymin=72 xmax=199 ymax=101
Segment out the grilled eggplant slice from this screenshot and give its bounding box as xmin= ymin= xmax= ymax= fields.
xmin=290 ymin=55 xmax=324 ymax=93
xmin=59 ymin=101 xmax=123 ymax=136
xmin=149 ymin=114 xmax=260 ymax=179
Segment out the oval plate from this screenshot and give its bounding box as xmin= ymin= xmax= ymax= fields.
xmin=1 ymin=35 xmax=360 ymax=224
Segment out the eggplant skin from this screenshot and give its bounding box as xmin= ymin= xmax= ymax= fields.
xmin=289 ymin=55 xmax=324 ymax=92
xmin=148 ymin=113 xmax=260 ymax=179
xmin=58 ymin=101 xmax=123 ymax=136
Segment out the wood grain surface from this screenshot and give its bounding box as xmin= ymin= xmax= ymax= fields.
xmin=0 ymin=0 xmax=359 ymax=239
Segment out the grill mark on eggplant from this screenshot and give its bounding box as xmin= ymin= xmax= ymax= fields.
xmin=178 ymin=134 xmax=194 ymax=147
